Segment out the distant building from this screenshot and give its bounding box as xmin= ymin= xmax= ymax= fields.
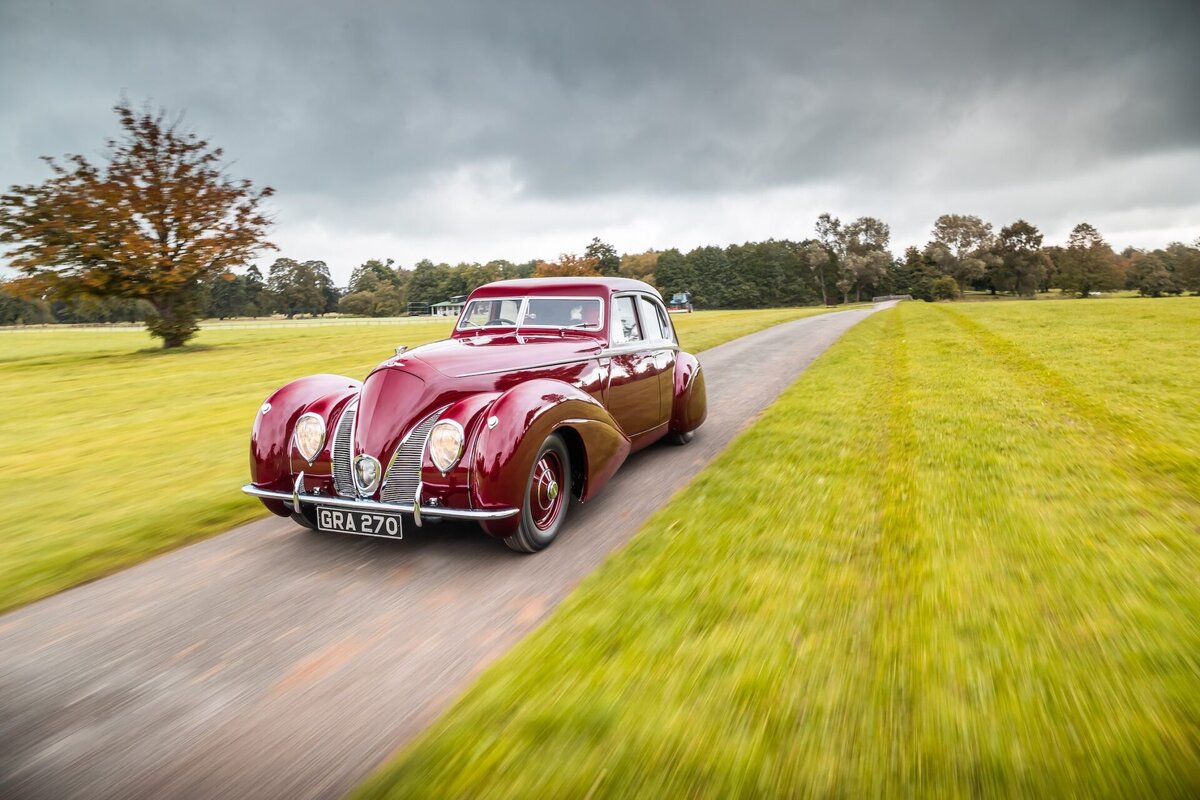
xmin=430 ymin=294 xmax=468 ymax=317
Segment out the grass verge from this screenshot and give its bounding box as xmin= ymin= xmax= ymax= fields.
xmin=356 ymin=297 xmax=1200 ymax=798
xmin=0 ymin=306 xmax=832 ymax=613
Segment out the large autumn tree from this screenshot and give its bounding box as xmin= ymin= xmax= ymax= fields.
xmin=0 ymin=102 xmax=274 ymax=347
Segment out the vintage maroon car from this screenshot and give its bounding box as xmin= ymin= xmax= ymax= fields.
xmin=242 ymin=277 xmax=707 ymax=551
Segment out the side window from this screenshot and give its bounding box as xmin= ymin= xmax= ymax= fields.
xmin=655 ymin=301 xmax=675 ymax=343
xmin=612 ymin=296 xmax=643 ymax=344
xmin=638 ymin=297 xmax=668 ymax=342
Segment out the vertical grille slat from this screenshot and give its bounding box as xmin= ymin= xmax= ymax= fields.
xmin=380 ymin=410 xmax=445 ymax=505
xmin=331 ymin=403 xmax=357 ymax=497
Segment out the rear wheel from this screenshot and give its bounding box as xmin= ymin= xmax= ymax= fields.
xmin=504 ymin=433 xmax=572 ymax=553
xmin=666 ymin=429 xmax=694 ymax=445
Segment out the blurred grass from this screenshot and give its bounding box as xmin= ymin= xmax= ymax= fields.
xmin=357 ymin=297 xmax=1200 ymax=798
xmin=0 ymin=306 xmax=830 ymax=613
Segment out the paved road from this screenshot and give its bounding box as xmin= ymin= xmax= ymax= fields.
xmin=0 ymin=303 xmax=892 ymax=800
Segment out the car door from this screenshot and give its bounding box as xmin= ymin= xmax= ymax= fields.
xmin=604 ymin=294 xmax=662 ymax=436
xmin=636 ymin=294 xmax=677 ymax=429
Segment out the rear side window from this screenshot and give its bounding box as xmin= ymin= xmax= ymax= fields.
xmin=612 ymin=296 xmax=642 ymax=344
xmin=638 ymin=296 xmax=671 ymax=342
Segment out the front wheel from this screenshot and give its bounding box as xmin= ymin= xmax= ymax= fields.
xmin=504 ymin=433 xmax=572 ymax=553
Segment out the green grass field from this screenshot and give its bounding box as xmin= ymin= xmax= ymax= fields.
xmin=357 ymin=297 xmax=1200 ymax=798
xmin=0 ymin=307 xmax=831 ymax=613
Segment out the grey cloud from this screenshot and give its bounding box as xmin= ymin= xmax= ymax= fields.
xmin=1 ymin=0 xmax=1197 ymax=272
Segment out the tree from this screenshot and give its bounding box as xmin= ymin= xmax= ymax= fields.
xmin=619 ymin=250 xmax=658 ymax=283
xmin=1166 ymin=241 xmax=1200 ymax=295
xmin=348 ymin=258 xmax=401 ymax=293
xmin=931 ymin=275 xmax=959 ymax=300
xmin=1130 ymin=253 xmax=1178 ymax=297
xmin=584 ymin=237 xmax=620 ymax=276
xmin=654 ymin=249 xmax=694 ymax=303
xmin=811 ymin=213 xmax=843 ymax=305
xmin=0 ymin=101 xmax=274 ymax=347
xmin=267 ymin=258 xmax=330 ymax=317
xmin=812 ymin=213 xmax=891 ymax=303
xmin=533 ymin=253 xmax=602 ymax=278
xmin=925 ymin=214 xmax=995 ymax=295
xmin=208 ymin=270 xmax=246 ymax=319
xmin=407 ymin=259 xmax=445 ymax=307
xmin=841 ymin=217 xmax=892 ymax=302
xmin=993 ymin=220 xmax=1049 ymax=297
xmin=242 ymin=265 xmax=266 ymax=316
xmin=802 ymin=242 xmax=835 ymax=305
xmin=1057 ymin=223 xmax=1117 ymax=297
xmin=0 ymin=279 xmax=53 ymax=325
xmin=838 ymin=251 xmax=890 ymax=303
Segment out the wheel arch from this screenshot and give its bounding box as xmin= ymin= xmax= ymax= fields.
xmin=471 ymin=378 xmax=631 ymax=537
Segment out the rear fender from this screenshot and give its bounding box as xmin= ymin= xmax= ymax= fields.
xmin=670 ymin=352 xmax=707 ymax=434
xmin=470 ymin=379 xmax=630 ymax=536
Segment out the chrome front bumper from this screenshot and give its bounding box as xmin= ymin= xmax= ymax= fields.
xmin=242 ymin=480 xmax=519 ymax=527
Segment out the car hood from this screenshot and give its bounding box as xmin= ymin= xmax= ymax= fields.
xmin=403 ymin=333 xmax=603 ymax=378
xmin=350 ymin=333 xmax=604 ymax=478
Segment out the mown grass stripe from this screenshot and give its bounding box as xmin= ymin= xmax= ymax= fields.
xmin=937 ymin=304 xmax=1200 ymax=504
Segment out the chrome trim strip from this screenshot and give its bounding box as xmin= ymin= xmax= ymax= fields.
xmin=454 ymin=353 xmax=604 ymax=378
xmin=243 ymin=484 xmax=520 ymax=520
xmin=598 ymin=343 xmax=679 ymax=358
xmin=413 ymin=482 xmax=423 ymax=527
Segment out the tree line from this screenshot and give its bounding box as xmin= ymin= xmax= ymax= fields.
xmin=1 ymin=101 xmax=1197 ymax=344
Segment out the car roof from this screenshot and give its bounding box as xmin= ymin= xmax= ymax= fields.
xmin=467 ymin=277 xmax=661 ymax=299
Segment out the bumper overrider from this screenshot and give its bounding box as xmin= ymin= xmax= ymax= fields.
xmin=241 ymin=473 xmax=519 ymax=528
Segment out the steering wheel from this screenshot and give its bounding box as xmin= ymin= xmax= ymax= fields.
xmin=487 ymin=317 xmax=517 ymax=326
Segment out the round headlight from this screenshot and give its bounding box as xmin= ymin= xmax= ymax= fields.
xmin=293 ymin=413 xmax=326 ymax=463
xmin=354 ymin=454 xmax=381 ymax=494
xmin=428 ymin=420 xmax=465 ymax=474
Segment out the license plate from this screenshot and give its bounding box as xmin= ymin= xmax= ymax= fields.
xmin=316 ymin=506 xmax=402 ymax=539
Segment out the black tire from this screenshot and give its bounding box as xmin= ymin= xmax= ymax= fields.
xmin=504 ymin=433 xmax=572 ymax=553
xmin=291 ymin=510 xmax=317 ymax=530
xmin=666 ymin=429 xmax=694 ymax=446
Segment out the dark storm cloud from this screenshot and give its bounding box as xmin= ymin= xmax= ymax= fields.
xmin=1 ymin=0 xmax=1197 ymax=266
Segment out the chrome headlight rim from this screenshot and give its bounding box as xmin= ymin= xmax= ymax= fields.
xmin=427 ymin=419 xmax=465 ymax=475
xmin=353 ymin=453 xmax=382 ymax=496
xmin=293 ymin=412 xmax=326 ymax=464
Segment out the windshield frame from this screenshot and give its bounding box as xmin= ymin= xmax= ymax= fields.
xmin=455 ymin=296 xmax=526 ymax=331
xmin=516 ymin=295 xmax=606 ymax=332
xmin=455 ymin=295 xmax=607 ymax=333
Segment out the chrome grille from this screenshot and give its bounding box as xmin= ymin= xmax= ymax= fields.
xmin=379 ymin=409 xmax=444 ymax=505
xmin=331 ymin=402 xmax=357 ymax=497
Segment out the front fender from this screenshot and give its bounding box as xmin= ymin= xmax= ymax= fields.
xmin=250 ymin=374 xmax=360 ymax=513
xmin=470 ymin=379 xmax=631 ymax=537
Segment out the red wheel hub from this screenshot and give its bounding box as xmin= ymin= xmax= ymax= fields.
xmin=529 ymin=451 xmax=565 ymax=531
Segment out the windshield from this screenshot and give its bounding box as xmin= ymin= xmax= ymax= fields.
xmin=458 ymin=298 xmax=522 ymax=329
xmin=521 ymin=298 xmax=603 ymax=329
xmin=457 ymin=296 xmax=605 ymax=332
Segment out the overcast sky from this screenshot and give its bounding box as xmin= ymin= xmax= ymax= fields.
xmin=2 ymin=0 xmax=1197 ymax=282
